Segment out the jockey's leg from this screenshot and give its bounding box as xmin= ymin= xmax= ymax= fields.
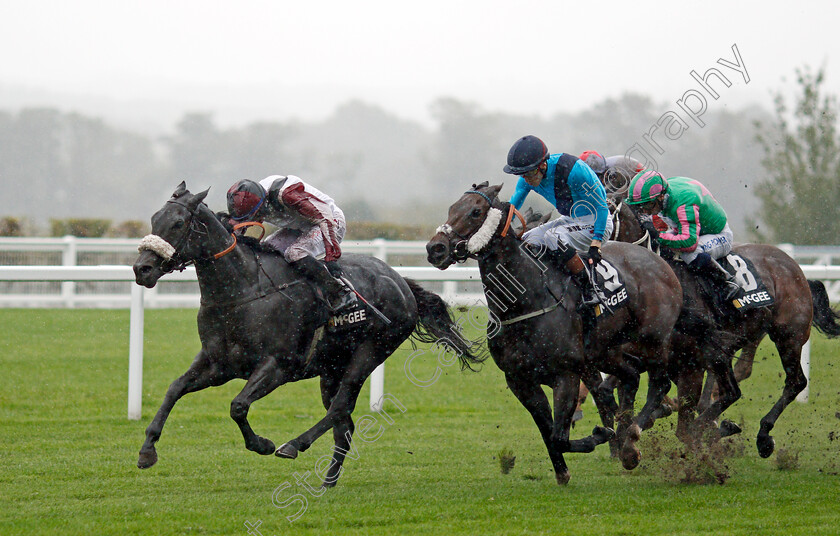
xmin=686 ymin=252 xmax=741 ymax=301
xmin=289 ymin=255 xmax=356 ymax=313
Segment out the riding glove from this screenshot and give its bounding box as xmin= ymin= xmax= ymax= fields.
xmin=588 ymin=245 xmax=602 ymax=266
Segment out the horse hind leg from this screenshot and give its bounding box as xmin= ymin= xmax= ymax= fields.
xmin=318 ymin=372 xmax=355 ymax=488
xmin=756 ymin=337 xmax=808 ymax=458
xmin=277 ymin=340 xmax=387 ymax=461
xmin=138 ymin=352 xmax=227 ymax=469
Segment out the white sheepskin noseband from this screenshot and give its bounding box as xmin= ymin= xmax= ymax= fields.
xmin=467 ymin=207 xmax=502 ymax=253
xmin=138 ymin=234 xmax=176 ymax=261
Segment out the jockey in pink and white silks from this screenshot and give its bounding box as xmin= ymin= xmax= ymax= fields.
xmin=625 ymin=169 xmax=744 ymax=301
xmin=227 ymin=175 xmax=356 ymax=312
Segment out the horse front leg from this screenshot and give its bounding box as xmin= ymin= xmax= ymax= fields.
xmin=580 ymin=366 xmax=619 ymax=455
xmin=552 ymin=373 xmax=615 ymax=455
xmin=504 ymin=373 xmax=571 ymax=485
xmin=138 ymin=351 xmax=228 ymax=469
xmin=690 ymin=353 xmax=741 ymax=442
xmin=599 ymin=350 xmax=641 ymax=470
xmin=229 ymin=358 xmax=289 ymax=455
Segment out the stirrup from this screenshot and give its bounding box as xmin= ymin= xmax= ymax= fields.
xmin=328 ymin=286 xmax=357 ymax=313
xmin=722 ymin=281 xmax=742 ymax=302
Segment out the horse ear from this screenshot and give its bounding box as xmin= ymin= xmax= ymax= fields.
xmin=188 ymin=187 xmax=210 ymax=210
xmin=472 ymin=181 xmax=490 ymax=190
xmin=172 ymin=181 xmax=187 ymax=198
xmin=488 ymin=183 xmax=504 ymax=198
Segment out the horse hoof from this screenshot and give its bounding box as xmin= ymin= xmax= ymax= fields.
xmin=275 ymin=442 xmax=299 ymax=459
xmin=757 ymin=434 xmax=775 ymax=458
xmin=620 ymin=444 xmax=641 ymax=470
xmin=555 ymin=470 xmax=571 ymax=485
xmin=321 ymin=480 xmax=338 ymax=489
xmin=250 ymin=437 xmax=276 ymax=456
xmin=719 ymin=420 xmax=742 ymax=438
xmin=137 ymin=448 xmax=158 ymax=469
xmin=593 ymin=426 xmax=616 ymax=444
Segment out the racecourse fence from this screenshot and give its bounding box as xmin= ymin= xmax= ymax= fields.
xmin=3 ymin=237 xmax=839 ymax=419
xmin=3 ymin=237 xmax=840 ymax=306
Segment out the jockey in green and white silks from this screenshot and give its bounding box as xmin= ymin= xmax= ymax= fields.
xmin=626 ymin=169 xmax=744 ymax=300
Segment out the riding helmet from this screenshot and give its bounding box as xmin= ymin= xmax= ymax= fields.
xmin=626 ymin=169 xmax=669 ymax=205
xmin=503 ymin=135 xmax=549 ymax=175
xmin=227 ymin=179 xmax=266 ymax=220
xmin=579 ymin=150 xmax=607 ymax=174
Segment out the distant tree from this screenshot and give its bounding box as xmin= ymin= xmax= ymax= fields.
xmin=0 ymin=217 xmax=22 ymax=236
xmin=50 ymin=218 xmax=111 ymax=237
xmin=751 ymin=67 xmax=840 ymax=244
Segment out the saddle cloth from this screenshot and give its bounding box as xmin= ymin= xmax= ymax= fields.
xmin=588 ymin=258 xmax=630 ymax=318
xmin=723 ymin=253 xmax=775 ymax=311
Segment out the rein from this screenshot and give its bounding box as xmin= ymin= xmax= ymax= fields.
xmin=435 ymin=190 xmax=525 ymax=262
xmin=138 ymin=197 xmax=266 ymax=271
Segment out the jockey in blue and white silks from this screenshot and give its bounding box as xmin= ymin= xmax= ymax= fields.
xmin=510 ymin=152 xmax=613 ymax=254
xmin=503 ymin=135 xmax=612 ymax=310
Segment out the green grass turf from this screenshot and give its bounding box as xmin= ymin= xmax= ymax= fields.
xmin=1 ymin=308 xmax=839 ymax=535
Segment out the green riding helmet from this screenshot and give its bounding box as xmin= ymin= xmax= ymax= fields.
xmin=626 ymin=169 xmax=668 ymax=205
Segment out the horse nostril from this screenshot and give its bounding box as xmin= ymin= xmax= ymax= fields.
xmin=428 ymin=243 xmax=445 ymax=256
xmin=138 ymin=265 xmax=151 ymax=275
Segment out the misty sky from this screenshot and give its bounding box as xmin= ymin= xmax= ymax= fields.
xmin=0 ymin=0 xmax=837 ymax=127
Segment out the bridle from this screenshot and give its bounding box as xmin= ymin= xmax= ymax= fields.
xmin=436 ymin=189 xmax=527 ymax=262
xmin=608 ymin=198 xmax=654 ymax=250
xmin=139 ymin=197 xmax=265 ymax=273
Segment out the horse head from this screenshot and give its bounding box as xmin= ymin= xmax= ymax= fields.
xmin=426 ymin=182 xmax=505 ymax=268
xmin=134 ymin=181 xmax=217 ymax=287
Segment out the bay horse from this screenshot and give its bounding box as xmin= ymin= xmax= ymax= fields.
xmin=426 ymin=182 xmax=683 ymax=483
xmin=132 ymin=182 xmax=482 ymax=487
xmin=610 ymin=197 xmax=840 ymax=456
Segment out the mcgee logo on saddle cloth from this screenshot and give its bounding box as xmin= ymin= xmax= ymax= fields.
xmin=725 ymin=254 xmax=775 ymax=310
xmin=591 ymin=260 xmax=629 ymax=317
xmin=327 ymin=303 xmax=369 ymax=331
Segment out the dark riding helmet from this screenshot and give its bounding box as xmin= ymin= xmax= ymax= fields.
xmin=579 ymin=150 xmax=607 ymax=174
xmin=503 ymin=135 xmax=549 ymax=175
xmin=227 ymin=179 xmax=266 ymax=221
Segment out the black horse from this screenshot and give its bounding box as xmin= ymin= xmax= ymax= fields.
xmin=133 ymin=182 xmax=481 ymax=487
xmin=426 ymin=183 xmax=683 ymax=483
xmin=611 ymin=198 xmax=840 ymax=456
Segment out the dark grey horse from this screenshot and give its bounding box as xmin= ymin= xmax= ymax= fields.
xmin=133 ymin=182 xmax=482 ymax=487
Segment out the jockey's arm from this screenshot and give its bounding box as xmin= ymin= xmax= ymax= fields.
xmin=657 ymin=203 xmax=700 ymax=252
xmin=280 ymin=183 xmax=342 ymax=261
xmin=509 ymin=178 xmax=531 ymax=210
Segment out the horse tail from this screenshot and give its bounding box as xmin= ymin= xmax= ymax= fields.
xmin=404 ymin=278 xmax=486 ymax=370
xmin=808 ymin=279 xmax=840 ymax=337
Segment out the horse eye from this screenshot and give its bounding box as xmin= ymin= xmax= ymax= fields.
xmin=172 ymin=219 xmax=185 ymax=229
xmin=470 ymin=208 xmax=482 ymax=218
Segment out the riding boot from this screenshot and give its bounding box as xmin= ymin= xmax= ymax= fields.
xmin=565 ymin=253 xmax=603 ymax=311
xmin=689 ymin=254 xmax=742 ymax=301
xmin=289 ymin=256 xmax=357 ymax=313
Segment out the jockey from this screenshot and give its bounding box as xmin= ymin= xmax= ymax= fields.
xmin=226 ymin=175 xmax=357 ymax=313
xmin=579 ymin=150 xmax=645 ymax=195
xmin=625 ymin=169 xmax=743 ymax=300
xmin=504 ymin=135 xmax=613 ymax=309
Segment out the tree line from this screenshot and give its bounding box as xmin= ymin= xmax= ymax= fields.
xmin=1 ymin=66 xmax=837 ymax=244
